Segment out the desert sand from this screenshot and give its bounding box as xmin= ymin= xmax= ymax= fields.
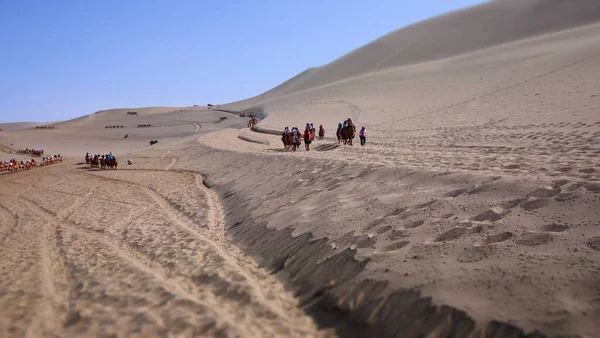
xmin=2 ymin=0 xmax=600 ymax=337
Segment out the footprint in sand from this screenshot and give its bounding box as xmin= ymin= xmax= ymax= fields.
xmin=527 ymin=187 xmax=562 ymax=198
xmin=444 ymin=188 xmax=467 ymax=198
xmin=503 ymin=164 xmax=521 ymax=170
xmin=485 ymin=231 xmax=514 ymax=245
xmin=551 ymin=179 xmax=571 ymax=188
xmin=434 ymin=227 xmax=468 ymax=242
xmin=364 ymin=218 xmax=386 ymax=232
xmin=471 ymin=209 xmax=505 ymax=222
xmin=334 ymin=231 xmax=356 ymax=248
xmin=355 ymin=234 xmax=377 ymax=249
xmin=555 ymin=166 xmax=573 ymax=173
xmin=578 ymin=168 xmax=596 ymax=174
xmin=587 ymin=237 xmax=600 ymax=250
xmin=566 ymin=181 xmax=588 ymax=191
xmin=416 ymin=199 xmax=438 ymax=209
xmin=521 ymin=198 xmax=550 ymax=211
xmin=380 ymin=241 xmax=410 ymax=253
xmin=375 ymin=225 xmax=393 ymax=234
xmin=585 ymin=182 xmax=600 ymax=192
xmin=555 ymin=192 xmax=579 ymax=202
xmin=407 ymin=243 xmax=446 ymax=259
xmin=405 ymin=219 xmax=425 ymax=229
xmin=542 ymin=223 xmax=570 ymax=232
xmin=501 ymin=199 xmax=525 ymax=210
xmin=457 ymin=245 xmax=496 ymax=263
xmin=516 ymin=232 xmax=553 ymax=246
xmin=387 ymin=229 xmax=409 ymax=241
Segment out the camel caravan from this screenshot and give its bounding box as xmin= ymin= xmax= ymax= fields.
xmin=35 ymin=125 xmax=56 ymax=129
xmin=17 ymin=148 xmax=44 ymax=156
xmin=137 ymin=124 xmax=153 ymax=128
xmin=0 ymin=155 xmax=62 ymax=174
xmin=281 ymin=123 xmax=320 ymax=151
xmin=105 ymin=125 xmax=124 ymax=129
xmin=280 ymin=118 xmax=357 ymax=151
xmin=86 ymin=152 xmax=118 ymax=170
xmin=247 ymin=117 xmax=259 ymax=128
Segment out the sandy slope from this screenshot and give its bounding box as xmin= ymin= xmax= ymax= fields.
xmin=224 ymin=0 xmax=600 ymax=111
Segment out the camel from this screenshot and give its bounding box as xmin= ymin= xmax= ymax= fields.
xmin=292 ymin=132 xmax=301 ymax=152
xmin=341 ymin=123 xmax=356 ymax=146
xmin=304 ymin=130 xmax=313 ymax=151
xmin=282 ymin=133 xmax=293 ymax=151
xmin=105 ymin=158 xmax=118 ymax=170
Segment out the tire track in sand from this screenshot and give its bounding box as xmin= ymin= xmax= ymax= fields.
xmin=65 ymin=162 xmax=328 ymax=336
xmin=3 ymin=197 xmax=70 ymax=337
xmin=195 ymin=174 xmax=225 ymax=236
xmin=16 ymin=194 xmax=236 ymax=327
xmin=137 ymin=184 xmax=316 ymax=330
xmin=0 ymin=202 xmax=19 ymax=245
xmin=164 ymin=157 xmax=177 ymax=171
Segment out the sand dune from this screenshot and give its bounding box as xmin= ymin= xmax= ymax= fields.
xmin=2 ymin=0 xmax=600 ymax=337
xmin=225 ymin=0 xmax=600 ymax=108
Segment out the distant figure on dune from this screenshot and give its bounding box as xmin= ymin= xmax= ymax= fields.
xmin=318 ymin=125 xmax=325 ymax=140
xmin=359 ymin=126 xmax=366 ymax=146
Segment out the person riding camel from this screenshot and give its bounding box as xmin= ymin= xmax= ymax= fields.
xmin=347 ymin=117 xmax=353 ymax=125
xmin=338 ymin=121 xmax=342 ymax=131
xmin=283 ymin=126 xmax=290 ymax=135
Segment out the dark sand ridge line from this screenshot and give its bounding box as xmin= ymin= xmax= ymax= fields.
xmin=127 ymin=142 xmax=594 ymax=338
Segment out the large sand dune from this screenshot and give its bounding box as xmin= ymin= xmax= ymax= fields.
xmin=1 ymin=0 xmax=600 ymax=337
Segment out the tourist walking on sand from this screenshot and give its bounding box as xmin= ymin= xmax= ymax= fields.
xmin=359 ymin=126 xmax=366 ymax=146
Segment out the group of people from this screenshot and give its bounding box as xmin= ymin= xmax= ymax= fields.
xmin=86 ymin=152 xmax=118 ymax=169
xmin=17 ymin=148 xmax=44 ymax=156
xmin=248 ymin=117 xmax=259 ymax=128
xmin=0 ymin=154 xmax=62 ymax=173
xmin=280 ymin=118 xmax=367 ymax=150
xmin=42 ymin=155 xmax=62 ymax=163
xmin=0 ymin=159 xmax=36 ymax=172
xmin=336 ymin=118 xmax=366 ymax=146
xmin=86 ymin=152 xmax=115 ymax=161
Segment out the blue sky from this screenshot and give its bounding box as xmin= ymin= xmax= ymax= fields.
xmin=0 ymin=0 xmax=486 ymax=123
